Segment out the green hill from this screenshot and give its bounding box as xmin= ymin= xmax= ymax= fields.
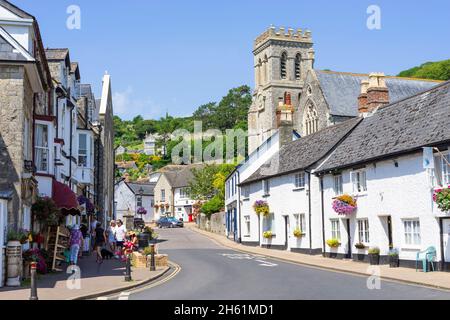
xmin=397 ymin=60 xmax=450 ymax=81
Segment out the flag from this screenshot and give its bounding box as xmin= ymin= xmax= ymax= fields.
xmin=423 ymin=147 xmax=434 ymax=169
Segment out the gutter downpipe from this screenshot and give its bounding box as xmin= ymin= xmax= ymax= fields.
xmin=237 ymin=171 xmax=242 ymax=244
xmin=320 ymin=175 xmax=326 ymax=257
xmin=68 ymin=100 xmax=75 ymax=187
xmin=306 ymin=170 xmax=313 ymax=255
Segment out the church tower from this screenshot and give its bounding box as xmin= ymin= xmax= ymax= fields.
xmin=248 ymin=26 xmax=315 ymax=154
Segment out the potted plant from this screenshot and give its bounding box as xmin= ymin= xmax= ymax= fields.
xmin=332 ymin=195 xmax=357 ymax=216
xmin=137 ymin=207 xmax=147 ymax=216
xmin=253 ymin=200 xmax=270 ymax=217
xmin=368 ymin=247 xmax=380 ymax=265
xmin=6 ymin=228 xmax=25 ymax=287
xmin=32 ymin=196 xmax=61 ymax=226
xmin=355 ymin=242 xmax=366 ymax=250
xmin=388 ymin=248 xmax=399 ymax=268
xmin=293 ymin=228 xmax=304 ymax=238
xmin=326 ymin=239 xmax=341 ymax=248
xmin=433 ymin=186 xmax=450 ymax=212
xmin=263 ymin=231 xmax=274 ymax=239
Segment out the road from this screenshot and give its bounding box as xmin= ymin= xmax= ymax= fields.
xmin=124 ymin=228 xmax=450 ymax=300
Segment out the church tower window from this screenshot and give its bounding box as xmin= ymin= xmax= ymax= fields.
xmin=280 ymin=52 xmax=287 ymax=79
xmin=295 ymin=53 xmax=301 ymax=80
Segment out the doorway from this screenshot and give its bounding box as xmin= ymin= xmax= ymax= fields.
xmin=387 ymin=216 xmax=394 ymax=249
xmin=284 ymin=216 xmax=290 ymax=251
xmin=345 ymin=219 xmax=352 ymax=259
xmin=441 ymin=218 xmax=450 ymax=271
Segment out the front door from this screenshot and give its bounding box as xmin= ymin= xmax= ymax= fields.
xmin=442 ymin=219 xmax=450 ymax=263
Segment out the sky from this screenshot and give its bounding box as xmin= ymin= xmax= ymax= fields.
xmin=13 ymin=0 xmax=450 ymax=120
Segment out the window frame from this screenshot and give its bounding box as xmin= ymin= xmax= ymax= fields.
xmin=330 ymin=219 xmax=341 ymax=241
xmin=241 ymin=186 xmax=250 ymax=200
xmin=293 ymin=213 xmax=306 ymax=234
xmin=78 ymin=133 xmax=88 ymax=167
xmin=333 ymin=174 xmax=343 ymax=195
xmin=357 ymin=219 xmax=370 ymax=244
xmin=294 ymin=172 xmax=306 ymax=190
xmin=35 ymin=123 xmax=50 ymax=174
xmin=262 ymin=179 xmax=270 ymax=196
xmin=161 ymin=189 xmax=166 ymax=202
xmin=263 ymin=213 xmax=276 ymax=235
xmin=351 ymin=169 xmax=367 ymax=194
xmin=244 ymin=215 xmax=251 ymax=237
xmin=403 ymin=219 xmax=421 ymax=247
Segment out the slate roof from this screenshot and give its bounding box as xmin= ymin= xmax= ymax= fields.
xmin=315 ymin=70 xmax=442 ymax=117
xmin=0 ymin=0 xmax=33 ymax=19
xmin=163 ymin=164 xmax=205 ymax=188
xmin=241 ymin=117 xmax=362 ymax=185
xmin=317 ymin=81 xmax=450 ymax=173
xmin=45 ymin=48 xmax=69 ymax=61
xmin=126 ymin=182 xmax=156 ymax=196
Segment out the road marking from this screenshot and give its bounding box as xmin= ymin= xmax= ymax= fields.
xmin=97 ymin=297 xmax=108 ymax=300
xmin=255 ymin=260 xmax=278 ymax=267
xmin=118 ymin=292 xmax=131 ymax=300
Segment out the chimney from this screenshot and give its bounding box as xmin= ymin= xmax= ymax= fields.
xmin=277 ymin=92 xmax=294 ymax=147
xmin=366 ymin=73 xmax=390 ymax=112
xmin=358 ymin=80 xmax=369 ymax=114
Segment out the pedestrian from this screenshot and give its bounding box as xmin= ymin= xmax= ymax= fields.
xmin=94 ymin=222 xmax=107 ymax=264
xmin=115 ymin=220 xmax=127 ymax=259
xmin=69 ymin=225 xmax=83 ymax=266
xmin=107 ymin=220 xmax=117 ymax=253
xmin=90 ymin=216 xmax=98 ymax=251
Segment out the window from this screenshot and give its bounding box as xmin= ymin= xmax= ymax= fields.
xmin=294 ymin=172 xmax=306 ymax=189
xmin=358 ymin=219 xmax=370 ymax=244
xmin=404 ymin=220 xmax=421 ymax=246
xmin=294 ymin=213 xmax=306 ymax=233
xmin=244 ymin=216 xmax=251 ymax=236
xmin=262 ymin=180 xmax=270 ymax=196
xmin=0 ymin=200 xmax=7 ymax=246
xmin=241 ymin=186 xmax=250 ymax=199
xmin=431 ymin=153 xmax=450 ymax=187
xmin=295 ymin=53 xmax=301 ymax=80
xmin=35 ymin=124 xmax=49 ymax=173
xmin=78 ymin=133 xmax=88 ymax=167
xmin=333 ymin=175 xmax=343 ymax=195
xmin=137 ymin=196 xmax=142 ymax=208
xmin=161 ymin=189 xmax=166 ymax=202
xmin=331 ymin=219 xmax=341 ymax=240
xmin=22 ymin=206 xmax=31 ymax=231
xmin=351 ymin=170 xmax=367 ymax=193
xmin=280 ymin=52 xmax=287 ymax=79
xmin=180 ymin=188 xmax=188 ymax=199
xmin=443 ymin=154 xmax=450 ymax=185
xmin=263 ymin=213 xmax=275 ymax=233
xmin=305 ymin=102 xmax=319 ymax=135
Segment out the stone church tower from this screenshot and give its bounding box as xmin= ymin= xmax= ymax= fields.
xmin=248 ymin=26 xmax=315 ymax=154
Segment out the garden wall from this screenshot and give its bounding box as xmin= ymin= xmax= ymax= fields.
xmin=197 ymin=212 xmax=226 ymax=236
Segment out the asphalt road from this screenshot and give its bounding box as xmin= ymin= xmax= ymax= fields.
xmin=127 ymin=228 xmax=450 ymax=300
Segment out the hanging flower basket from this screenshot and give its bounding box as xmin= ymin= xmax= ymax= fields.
xmin=253 ymin=200 xmax=270 ymax=217
xmin=154 ymin=204 xmax=160 ymax=209
xmin=326 ymin=239 xmax=341 ymax=248
xmin=332 ymin=195 xmax=357 ymax=215
xmin=31 ymin=196 xmax=61 ymax=225
xmin=137 ymin=207 xmax=147 ymax=215
xmin=293 ymin=228 xmax=304 ymax=238
xmin=433 ymin=186 xmax=450 ymax=212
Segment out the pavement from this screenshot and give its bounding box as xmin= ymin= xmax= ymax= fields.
xmin=124 ymin=226 xmax=450 ymax=300
xmin=186 ymin=223 xmax=450 ymax=291
xmin=0 ymin=253 xmax=169 ymax=300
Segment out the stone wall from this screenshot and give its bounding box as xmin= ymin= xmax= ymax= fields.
xmin=197 ymin=212 xmax=226 ymax=236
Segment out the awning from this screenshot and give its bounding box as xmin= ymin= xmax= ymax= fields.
xmin=52 ymin=180 xmax=81 ymax=216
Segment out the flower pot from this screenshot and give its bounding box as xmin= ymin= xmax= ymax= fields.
xmin=368 ymin=253 xmax=380 ymax=266
xmin=389 ymin=255 xmax=399 ymax=268
xmin=6 ymin=241 xmax=22 ymax=287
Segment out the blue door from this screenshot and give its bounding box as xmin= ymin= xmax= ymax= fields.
xmin=233 ymin=208 xmax=237 ymax=242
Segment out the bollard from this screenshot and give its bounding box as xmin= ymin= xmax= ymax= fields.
xmin=29 ymin=262 xmax=38 ymax=301
xmin=124 ymin=254 xmax=132 ymax=282
xmin=150 ymin=244 xmax=156 ymax=271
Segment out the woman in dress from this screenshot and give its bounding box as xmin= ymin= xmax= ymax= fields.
xmin=94 ymin=222 xmax=107 ymax=263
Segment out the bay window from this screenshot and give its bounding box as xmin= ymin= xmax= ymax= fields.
xmin=78 ymin=133 xmax=88 ymax=167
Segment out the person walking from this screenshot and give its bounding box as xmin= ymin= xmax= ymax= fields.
xmin=94 ymin=222 xmax=107 ymax=264
xmin=107 ymin=220 xmax=117 ymax=253
xmin=115 ymin=220 xmax=127 ymax=259
xmin=69 ymin=225 xmax=83 ymax=266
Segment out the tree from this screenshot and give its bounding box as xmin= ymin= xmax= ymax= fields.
xmin=398 ymin=60 xmax=450 ymax=81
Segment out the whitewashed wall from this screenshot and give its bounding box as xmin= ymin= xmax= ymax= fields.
xmin=321 ymin=152 xmax=442 ymax=263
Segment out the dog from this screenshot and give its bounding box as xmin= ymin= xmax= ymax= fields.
xmin=101 ymin=248 xmax=114 ymax=260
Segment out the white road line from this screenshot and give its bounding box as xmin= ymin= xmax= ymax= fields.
xmin=118 ymin=292 xmax=131 ymax=300
xmin=97 ymin=297 xmax=108 ymax=300
xmin=255 ymin=260 xmax=278 ymax=267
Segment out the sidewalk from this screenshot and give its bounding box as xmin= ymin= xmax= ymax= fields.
xmin=186 ymin=224 xmax=450 ymax=291
xmin=0 ymin=254 xmax=169 ymax=300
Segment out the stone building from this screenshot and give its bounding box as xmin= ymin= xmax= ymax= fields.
xmin=248 ymin=26 xmax=442 ymax=154
xmin=0 ymin=0 xmax=52 ymax=286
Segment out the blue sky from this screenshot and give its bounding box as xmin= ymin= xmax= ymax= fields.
xmin=13 ymin=0 xmax=450 ymax=120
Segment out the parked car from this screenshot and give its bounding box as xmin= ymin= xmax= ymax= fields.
xmin=157 ymin=217 xmax=184 ymax=228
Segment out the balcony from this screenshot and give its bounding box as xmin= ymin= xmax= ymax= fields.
xmin=75 ymin=166 xmax=94 ymax=185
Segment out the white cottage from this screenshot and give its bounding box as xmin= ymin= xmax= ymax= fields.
xmin=316 ymin=80 xmax=450 ymax=270
xmin=114 ymin=181 xmax=156 ymax=223
xmin=239 ymin=118 xmax=360 ymax=253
